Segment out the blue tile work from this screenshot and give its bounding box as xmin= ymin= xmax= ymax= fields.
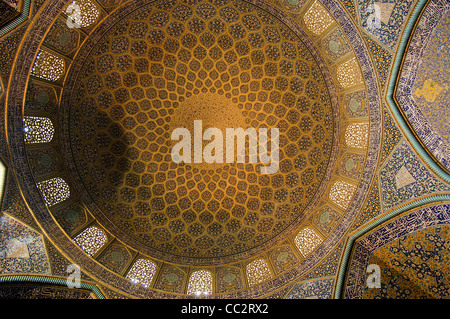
xmin=286 ymin=277 xmax=335 ymax=299
xmin=301 ymin=239 xmax=345 ymax=279
xmin=0 ymin=214 xmax=50 ymax=275
xmin=349 ymin=181 xmax=381 ymax=232
xmin=360 ymin=204 xmax=450 ymax=251
xmin=364 ymin=225 xmax=450 ymax=298
xmin=362 ymin=34 xmax=392 ymax=91
xmin=339 ymin=0 xmax=358 ymax=20
xmin=343 ymin=203 xmax=450 ymax=298
xmin=264 ymin=285 xmax=293 ymax=299
xmin=396 ymin=0 xmax=450 ymax=171
xmin=379 ymin=140 xmax=450 ymax=212
xmin=357 ymin=0 xmax=415 ymax=51
xmin=342 ymin=242 xmax=371 ymax=299
xmin=411 ymin=14 xmax=450 ymax=144
xmin=380 ymin=104 xmax=403 ymax=165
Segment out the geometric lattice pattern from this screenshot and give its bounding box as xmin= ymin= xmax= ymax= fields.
xmin=186 ymin=270 xmax=213 ymax=295
xmin=337 ymin=57 xmax=364 ymax=89
xmin=73 ymin=226 xmax=108 ymax=256
xmin=65 ymin=0 xmax=100 ymax=28
xmin=126 ymin=259 xmax=157 ymax=287
xmin=246 ymin=259 xmax=272 ymax=287
xmin=36 ymin=177 xmax=70 ymax=206
xmin=294 ymin=227 xmax=323 ymax=257
xmin=345 ymin=123 xmax=369 ymax=149
xmin=68 ymin=0 xmax=335 ymax=259
xmin=328 ymin=180 xmax=356 ymax=210
xmin=23 ymin=116 xmax=54 ymax=144
xmin=365 ymin=225 xmax=450 ymax=299
xmin=4 ymin=0 xmax=410 ymax=299
xmin=30 ymin=50 xmax=64 ymax=81
xmin=303 ymin=0 xmax=334 ymax=35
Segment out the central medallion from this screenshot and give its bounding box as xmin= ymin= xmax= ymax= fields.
xmin=170 ymin=92 xmax=279 ymax=174
xmin=171 ymin=92 xmax=246 ymax=135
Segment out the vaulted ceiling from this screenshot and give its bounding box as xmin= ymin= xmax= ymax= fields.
xmin=0 ymin=0 xmax=448 ymax=299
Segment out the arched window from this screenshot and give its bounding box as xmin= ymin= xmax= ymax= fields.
xmin=246 ymin=259 xmax=272 ymax=287
xmin=336 ymin=57 xmax=364 ymax=88
xmin=329 ymin=180 xmax=356 ymax=210
xmin=345 ymin=122 xmax=369 ymax=148
xmin=294 ymin=227 xmax=323 ymax=258
xmin=36 ymin=177 xmax=70 ymax=206
xmin=66 ymin=0 xmax=100 ymax=28
xmin=303 ymin=0 xmax=334 ymax=35
xmin=74 ymin=226 xmax=108 ymax=256
xmin=31 ymin=50 xmax=65 ymax=82
xmin=23 ymin=116 xmax=54 ymax=144
xmin=126 ymin=259 xmax=157 ymax=287
xmin=186 ymin=270 xmax=213 ymax=296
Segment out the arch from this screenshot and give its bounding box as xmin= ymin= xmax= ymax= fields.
xmin=1 ymin=0 xmax=384 ymax=302
xmin=0 ymin=274 xmax=105 ymax=299
xmin=336 ymin=201 xmax=450 ymax=298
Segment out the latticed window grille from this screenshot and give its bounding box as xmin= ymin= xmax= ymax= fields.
xmin=186 ymin=270 xmax=213 ymax=295
xmin=31 ymin=50 xmax=65 ymax=82
xmin=74 ymin=226 xmax=108 ymax=256
xmin=294 ymin=227 xmax=323 ymax=257
xmin=36 ymin=177 xmax=70 ymax=206
xmin=65 ymin=0 xmax=100 ymax=28
xmin=303 ymin=0 xmax=334 ymax=35
xmin=337 ymin=57 xmax=364 ymax=89
xmin=23 ymin=116 xmax=54 ymax=144
xmin=329 ymin=180 xmax=357 ymax=210
xmin=345 ymin=122 xmax=369 ymax=149
xmin=126 ymin=259 xmax=157 ymax=287
xmin=246 ymin=259 xmax=272 ymax=287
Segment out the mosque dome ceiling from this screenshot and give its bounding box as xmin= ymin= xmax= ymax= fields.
xmin=62 ymin=0 xmax=339 ymax=264
xmin=4 ymin=0 xmax=382 ymax=298
xmin=3 ymin=0 xmax=448 ymax=300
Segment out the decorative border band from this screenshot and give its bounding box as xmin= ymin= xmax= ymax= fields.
xmin=334 ymin=193 xmax=450 ymax=298
xmin=0 ymin=274 xmax=106 ymax=298
xmin=386 ymin=0 xmax=450 ymax=183
xmin=0 ymin=0 xmax=31 ymax=37
xmin=335 ymin=0 xmax=450 ymax=299
xmin=5 ymin=0 xmax=382 ymax=298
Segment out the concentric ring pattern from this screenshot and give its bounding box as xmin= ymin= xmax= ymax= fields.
xmin=67 ymin=0 xmax=335 ymax=259
xmin=6 ymin=0 xmax=388 ymax=298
